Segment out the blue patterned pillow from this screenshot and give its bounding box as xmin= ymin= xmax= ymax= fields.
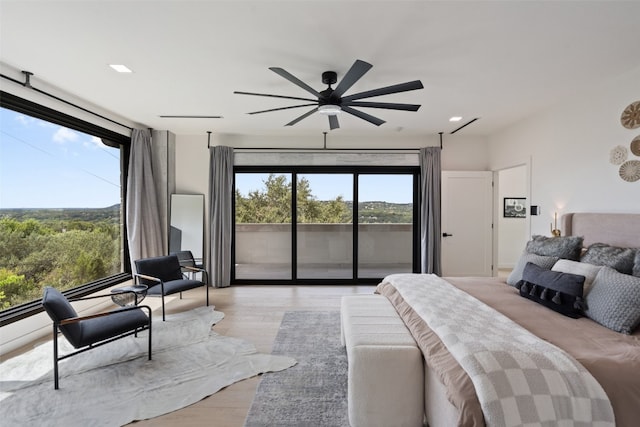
xmin=585 ymin=267 xmax=640 ymax=334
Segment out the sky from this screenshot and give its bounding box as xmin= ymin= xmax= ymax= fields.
xmin=0 ymin=107 xmax=121 ymax=209
xmin=0 ymin=107 xmax=413 ymax=209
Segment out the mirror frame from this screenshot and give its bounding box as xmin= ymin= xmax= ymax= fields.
xmin=169 ymin=194 xmax=204 ymax=261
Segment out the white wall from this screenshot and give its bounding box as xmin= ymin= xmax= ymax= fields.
xmin=489 ymin=66 xmax=640 ymax=237
xmin=498 ymin=166 xmax=528 ymax=268
xmin=174 ymin=133 xmax=490 ymax=189
xmin=173 ymin=132 xmax=490 ymax=264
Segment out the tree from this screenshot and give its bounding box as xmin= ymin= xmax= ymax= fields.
xmin=0 ymin=217 xmax=121 ymax=309
xmin=0 ymin=268 xmax=33 ymax=309
xmin=235 ymin=174 xmax=350 ymax=224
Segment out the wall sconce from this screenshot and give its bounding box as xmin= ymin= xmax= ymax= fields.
xmin=550 ymin=212 xmax=561 ymax=237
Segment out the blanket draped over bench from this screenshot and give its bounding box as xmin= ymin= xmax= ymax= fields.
xmin=379 ymin=274 xmax=615 ymax=427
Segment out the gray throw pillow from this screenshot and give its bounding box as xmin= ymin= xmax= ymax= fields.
xmin=584 ymin=267 xmax=640 ymax=334
xmin=525 ymin=235 xmax=584 ymax=260
xmin=506 ymin=251 xmax=559 ymax=286
xmin=517 ymin=262 xmax=586 ymax=318
xmin=581 ymin=243 xmax=636 ymax=275
xmin=552 ymin=259 xmax=602 ymax=295
xmin=633 ymin=250 xmax=640 ymax=277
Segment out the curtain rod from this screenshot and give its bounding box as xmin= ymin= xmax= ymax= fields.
xmin=231 ymin=147 xmax=425 ymax=152
xmin=219 ymin=131 xmax=441 ymax=152
xmin=1 ymin=71 xmax=134 ymax=131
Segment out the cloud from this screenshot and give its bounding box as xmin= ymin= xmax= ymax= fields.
xmin=14 ymin=114 xmax=33 ymax=126
xmin=53 ymin=127 xmax=79 ymax=144
xmin=14 ymin=113 xmax=54 ymax=129
xmin=89 ymin=136 xmax=107 ymax=148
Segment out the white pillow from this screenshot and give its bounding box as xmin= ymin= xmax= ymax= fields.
xmin=552 ymin=259 xmax=602 ymax=295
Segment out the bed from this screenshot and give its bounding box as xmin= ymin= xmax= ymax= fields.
xmin=376 ymin=212 xmax=640 ymax=427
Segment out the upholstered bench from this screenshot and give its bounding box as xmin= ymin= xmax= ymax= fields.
xmin=340 ymin=295 xmax=424 ymax=427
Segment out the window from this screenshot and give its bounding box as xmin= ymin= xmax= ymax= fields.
xmin=0 ymin=94 xmax=130 ymax=324
xmin=296 ymin=173 xmax=353 ymax=279
xmin=233 ymin=166 xmax=419 ymax=284
xmin=357 ymin=174 xmax=414 ymax=277
xmin=235 ymin=173 xmax=293 ymax=280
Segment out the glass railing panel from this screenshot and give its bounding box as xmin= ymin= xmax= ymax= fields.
xmin=358 ymin=174 xmax=413 ymax=277
xmin=296 ymin=174 xmax=353 ymax=279
xmin=235 ymin=173 xmax=292 ymax=280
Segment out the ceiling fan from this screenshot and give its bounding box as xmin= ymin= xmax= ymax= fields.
xmin=234 ymin=59 xmax=424 ymax=130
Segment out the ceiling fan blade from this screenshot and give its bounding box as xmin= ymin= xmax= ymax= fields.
xmin=341 ymin=106 xmax=386 ymax=126
xmin=234 ymin=91 xmax=316 ymax=103
xmin=332 ymin=59 xmax=373 ymax=98
xmin=329 ymin=115 xmax=340 ymax=130
xmin=269 ymin=67 xmax=322 ymax=98
xmin=344 ymin=101 xmax=421 ymax=111
xmin=285 ymin=107 xmax=319 ymax=127
xmin=342 ymin=80 xmax=424 ymax=102
xmin=247 ymin=104 xmax=318 ymax=115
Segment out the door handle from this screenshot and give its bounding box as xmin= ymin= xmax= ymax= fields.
xmin=442 ymin=233 xmax=453 ymax=237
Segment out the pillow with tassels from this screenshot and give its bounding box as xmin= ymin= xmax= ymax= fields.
xmin=516 ymin=262 xmax=586 ymax=318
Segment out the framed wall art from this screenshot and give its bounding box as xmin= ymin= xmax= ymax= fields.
xmin=504 ymin=197 xmax=526 ymax=218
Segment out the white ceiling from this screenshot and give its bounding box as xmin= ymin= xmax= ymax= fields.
xmin=1 ymin=0 xmax=640 ymax=138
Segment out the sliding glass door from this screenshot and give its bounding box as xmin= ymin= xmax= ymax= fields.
xmin=357 ymin=174 xmax=414 ymax=278
xmin=296 ymin=174 xmax=353 ymax=279
xmin=233 ymin=167 xmax=419 ymax=284
xmin=234 ymin=173 xmax=292 ymax=280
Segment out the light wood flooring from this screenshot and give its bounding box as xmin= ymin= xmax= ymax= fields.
xmin=127 ymin=285 xmax=375 ymax=426
xmin=2 ymin=285 xmax=373 ymax=425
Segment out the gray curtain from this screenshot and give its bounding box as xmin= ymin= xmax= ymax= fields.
xmin=126 ymin=129 xmax=165 ymax=271
xmin=420 ymin=147 xmax=442 ymax=275
xmin=208 ymin=146 xmax=234 ymax=287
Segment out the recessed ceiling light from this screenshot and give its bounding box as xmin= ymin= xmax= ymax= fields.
xmin=109 ymin=64 xmax=133 ymax=73
xmin=449 ymin=116 xmax=462 ymax=122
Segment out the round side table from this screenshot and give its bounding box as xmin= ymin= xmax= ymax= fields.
xmin=110 ymin=285 xmax=148 ymax=306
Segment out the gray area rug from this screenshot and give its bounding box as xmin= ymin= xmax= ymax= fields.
xmin=244 ymin=310 xmax=348 ymax=427
xmin=0 ymin=307 xmax=295 ymax=427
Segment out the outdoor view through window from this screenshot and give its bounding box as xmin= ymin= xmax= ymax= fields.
xmin=0 ymin=107 xmax=122 ymax=310
xmin=235 ymin=172 xmax=414 ymax=280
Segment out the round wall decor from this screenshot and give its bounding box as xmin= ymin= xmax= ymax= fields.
xmin=621 ymin=101 xmax=640 ymax=129
xmin=631 ymin=135 xmax=640 ymax=156
xmin=619 ymin=160 xmax=640 ymax=182
xmin=609 ymin=145 xmax=628 ymax=165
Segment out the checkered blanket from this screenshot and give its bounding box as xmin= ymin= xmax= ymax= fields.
xmin=383 ymin=274 xmax=615 ymax=427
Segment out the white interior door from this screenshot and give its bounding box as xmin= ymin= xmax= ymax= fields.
xmin=441 ymin=171 xmax=493 ymax=276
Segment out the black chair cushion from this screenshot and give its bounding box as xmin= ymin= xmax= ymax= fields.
xmin=146 ymin=278 xmax=204 ymax=296
xmin=135 ymin=255 xmax=183 ymax=285
xmin=76 ymin=308 xmax=150 ymax=348
xmin=42 ymin=287 xmax=82 ymax=347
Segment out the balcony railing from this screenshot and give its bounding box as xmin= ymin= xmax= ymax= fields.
xmin=235 ymin=223 xmax=413 ymax=280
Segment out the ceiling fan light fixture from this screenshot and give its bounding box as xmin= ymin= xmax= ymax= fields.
xmin=318 ymin=104 xmax=342 ymax=116
xmin=235 ymin=59 xmax=423 ymax=129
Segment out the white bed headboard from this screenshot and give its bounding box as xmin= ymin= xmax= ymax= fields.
xmin=561 ymin=213 xmax=640 ymax=248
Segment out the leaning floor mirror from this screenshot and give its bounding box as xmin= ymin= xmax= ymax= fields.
xmin=169 ymin=194 xmax=204 ymax=264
